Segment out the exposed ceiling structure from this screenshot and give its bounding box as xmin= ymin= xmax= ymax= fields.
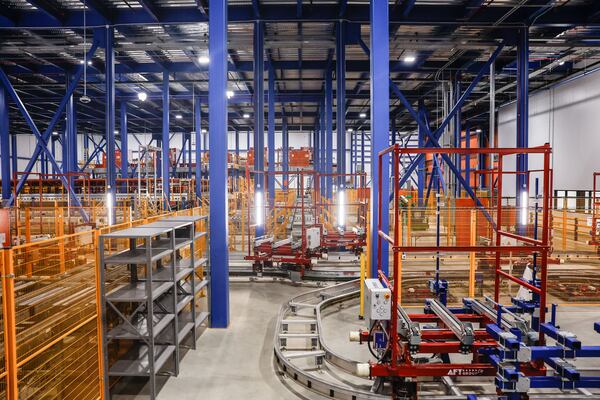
xmin=1 ymin=0 xmax=600 ymax=136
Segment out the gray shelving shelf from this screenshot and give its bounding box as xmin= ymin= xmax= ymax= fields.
xmin=100 ymin=215 xmax=210 ymax=400
xmin=100 ymin=225 xmax=180 ymax=400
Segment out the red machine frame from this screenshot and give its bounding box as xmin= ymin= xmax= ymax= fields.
xmin=244 ymin=169 xmax=368 ymax=268
xmin=371 ymin=144 xmax=552 ymax=380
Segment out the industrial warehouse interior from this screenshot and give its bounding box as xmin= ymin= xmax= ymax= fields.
xmin=4 ymin=0 xmax=600 ymax=399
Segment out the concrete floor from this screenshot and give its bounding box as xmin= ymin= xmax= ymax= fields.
xmin=157 ymin=280 xmax=328 ymax=400
xmin=113 ymin=279 xmax=600 ymax=399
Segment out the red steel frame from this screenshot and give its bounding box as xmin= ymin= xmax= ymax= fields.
xmin=372 ymin=144 xmax=552 ymax=379
xmin=244 ymin=169 xmax=368 ymax=266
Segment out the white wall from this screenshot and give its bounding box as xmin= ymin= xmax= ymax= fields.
xmin=498 ymin=68 xmax=600 ymax=193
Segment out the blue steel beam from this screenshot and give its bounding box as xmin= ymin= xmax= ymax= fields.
xmin=268 ymin=66 xmax=275 ymax=205
xmin=6 ymin=39 xmax=99 ymax=203
xmin=65 ymin=73 xmax=77 ymax=175
xmin=120 ymin=101 xmax=129 ymax=178
xmin=254 ymin=21 xmax=265 ymax=237
xmin=4 ymin=4 xmax=595 ymax=27
xmin=106 ymin=26 xmax=117 ymax=225
xmin=194 ymin=97 xmax=202 ymax=199
xmin=396 ymin=43 xmax=504 ymax=190
xmin=516 ymin=27 xmax=529 ymax=232
xmin=325 ymin=67 xmax=333 ymax=199
xmin=208 ymin=0 xmax=230 ymax=328
xmin=454 ymin=75 xmax=462 ymax=197
xmin=370 ymin=0 xmax=390 ymax=277
xmin=0 ymin=75 xmax=88 ymax=220
xmin=336 ymin=21 xmax=346 ymax=186
xmin=320 ymin=100 xmax=326 ymax=195
xmin=282 ymin=117 xmax=289 ymax=188
xmin=417 ymin=102 xmax=426 ymax=205
xmin=162 ymin=70 xmax=170 ymax=205
xmin=0 ymin=88 xmax=9 ymax=200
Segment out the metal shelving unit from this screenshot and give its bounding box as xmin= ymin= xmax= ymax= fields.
xmin=99 ymin=215 xmax=209 ymax=399
xmin=161 ymin=215 xmax=210 ymax=342
xmin=99 ymin=225 xmax=180 ymax=400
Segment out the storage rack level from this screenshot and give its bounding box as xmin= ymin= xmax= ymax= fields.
xmin=99 ymin=226 xmax=180 ymax=400
xmin=161 ymin=215 xmax=210 ymax=335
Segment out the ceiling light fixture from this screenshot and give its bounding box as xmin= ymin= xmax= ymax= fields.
xmin=359 ymin=113 xmax=367 ymax=118
xmin=226 ymin=90 xmax=234 ymax=99
xmin=559 ymin=60 xmax=565 ymax=66
xmin=198 ymin=55 xmax=210 ymax=65
xmin=403 ymin=55 xmax=416 ymax=63
xmin=175 ymin=114 xmax=183 ymax=119
xmin=137 ymin=92 xmax=147 ymax=102
xmin=243 ymin=113 xmax=250 ymax=118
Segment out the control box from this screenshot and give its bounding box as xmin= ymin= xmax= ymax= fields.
xmin=305 ymin=227 xmax=321 ymax=250
xmin=364 ymin=279 xmax=391 ymax=325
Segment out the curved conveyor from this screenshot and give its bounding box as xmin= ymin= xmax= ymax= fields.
xmin=273 ymin=280 xmax=598 ymax=400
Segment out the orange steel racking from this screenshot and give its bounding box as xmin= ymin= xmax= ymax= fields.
xmin=0 ymin=206 xmax=206 ymax=400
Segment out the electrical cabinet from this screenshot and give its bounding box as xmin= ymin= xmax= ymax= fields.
xmin=364 ymin=279 xmax=391 ymax=324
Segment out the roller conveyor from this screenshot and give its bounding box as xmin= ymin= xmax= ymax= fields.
xmin=464 ymin=297 xmax=535 ymax=343
xmin=426 ymin=298 xmax=474 ymax=350
xmin=397 ymin=305 xmax=421 ymax=353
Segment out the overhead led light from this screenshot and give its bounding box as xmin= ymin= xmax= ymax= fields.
xmin=198 ymin=55 xmax=210 ymax=65
xmin=255 ymin=190 xmax=264 ymax=227
xmin=52 ymin=131 xmax=59 ymax=136
xmin=137 ymin=92 xmax=147 ymax=102
xmin=559 ymin=60 xmax=565 ymax=66
xmin=80 ymin=95 xmax=91 ymax=104
xmin=87 ymin=60 xmax=92 ymax=66
xmin=347 ymin=128 xmax=353 ymax=133
xmin=201 ymin=128 xmax=207 ymax=134
xmin=175 ymin=114 xmax=183 ymax=119
xmin=226 ymin=90 xmax=234 ymax=99
xmin=337 ymin=189 xmax=346 ymax=228
xmin=359 ymin=113 xmax=367 ymax=118
xmin=475 ymin=128 xmax=482 ymax=133
xmin=243 ymin=113 xmax=250 ymax=118
xmin=106 ymin=191 xmax=114 ymax=226
xmin=520 ymin=190 xmax=528 ymax=226
xmin=403 ymin=55 xmax=416 ymax=63
xmin=79 ymin=60 xmax=84 ymax=65
xmin=114 ymin=130 xmax=119 ymax=134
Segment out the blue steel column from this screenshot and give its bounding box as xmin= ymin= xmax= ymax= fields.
xmin=66 ymin=73 xmax=76 ymax=175
xmin=516 ymin=27 xmax=529 ymax=227
xmin=50 ymin=136 xmax=56 ymax=174
xmin=268 ymin=66 xmax=275 ymax=204
xmin=162 ymin=70 xmax=170 ymax=205
xmin=282 ymin=118 xmax=289 ymax=188
xmin=105 ymin=26 xmax=116 ymax=224
xmin=465 ymin=124 xmax=470 ymax=191
xmin=453 ymin=74 xmax=461 ymax=198
xmin=370 ymin=0 xmax=390 ymax=277
xmin=208 ymin=0 xmax=230 ymax=328
xmin=325 ymin=67 xmax=333 ymax=198
xmin=361 ymin=128 xmax=365 ymax=176
xmin=195 ymin=98 xmax=202 ymax=199
xmin=0 ymin=88 xmax=9 ymax=200
xmin=336 ymin=21 xmax=346 ymax=185
xmin=235 ymin=130 xmax=239 ymax=190
xmin=320 ymin=100 xmax=326 ymax=196
xmin=417 ymin=102 xmax=426 ymax=205
xmin=120 ymin=102 xmax=128 ymax=178
xmin=254 ymin=21 xmax=265 ymax=236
